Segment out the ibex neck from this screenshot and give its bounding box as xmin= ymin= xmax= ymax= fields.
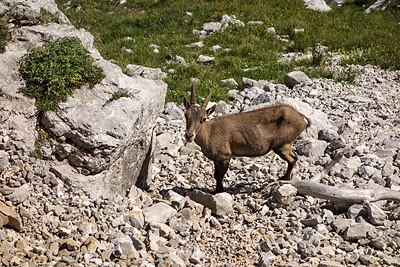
xmin=194 ymin=122 xmax=209 ymax=148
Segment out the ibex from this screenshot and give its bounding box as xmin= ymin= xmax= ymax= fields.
xmin=183 ymin=85 xmax=310 ymax=193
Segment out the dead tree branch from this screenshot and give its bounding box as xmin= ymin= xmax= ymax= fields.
xmin=282 ymin=180 xmax=400 ymax=204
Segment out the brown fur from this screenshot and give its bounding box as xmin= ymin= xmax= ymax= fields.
xmin=183 ymin=86 xmax=310 ymax=193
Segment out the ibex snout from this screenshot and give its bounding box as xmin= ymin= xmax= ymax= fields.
xmin=185 ymin=132 xmax=195 ymax=142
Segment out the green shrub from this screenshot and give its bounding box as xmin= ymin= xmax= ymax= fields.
xmin=19 ymin=36 xmax=105 ymax=114
xmin=0 ymin=21 xmax=10 ymax=54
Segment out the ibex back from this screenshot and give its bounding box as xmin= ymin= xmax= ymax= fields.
xmin=183 ymin=85 xmax=310 ymax=193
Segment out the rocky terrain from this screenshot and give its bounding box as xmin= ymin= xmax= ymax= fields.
xmin=1 ymin=59 xmax=400 ymax=267
xmin=1 ymin=1 xmax=400 ymax=267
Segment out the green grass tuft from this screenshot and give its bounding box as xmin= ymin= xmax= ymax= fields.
xmin=19 ymin=36 xmax=105 ymax=114
xmin=0 ymin=21 xmax=10 ymax=54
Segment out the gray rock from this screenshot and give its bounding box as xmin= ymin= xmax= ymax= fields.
xmin=221 ymin=78 xmax=238 ymax=87
xmin=0 ymin=0 xmax=41 ymax=26
xmin=284 ymin=71 xmax=311 ymax=89
xmin=143 ymin=202 xmax=177 ymax=224
xmin=343 ymin=223 xmax=375 ymax=240
xmin=366 ymin=202 xmax=387 ymax=226
xmin=365 ymin=0 xmax=397 ymax=13
xmin=242 ymin=77 xmax=259 ymax=88
xmin=31 ymin=0 xmax=71 ymax=24
xmin=54 ymin=143 xmax=75 ymax=160
xmin=214 ymin=101 xmax=231 ymax=115
xmin=172 ymin=55 xmax=186 ymax=64
xmin=189 ymin=189 xmax=233 ymax=216
xmin=318 ymin=260 xmax=342 ymax=267
xmin=267 ymin=27 xmax=276 ymax=35
xmin=124 ymin=208 xmax=145 ymax=230
xmin=197 ymin=55 xmax=215 ymax=63
xmin=227 ymin=90 xmax=244 ymax=102
xmin=303 ymin=0 xmax=332 ymax=12
xmin=247 ymin=21 xmax=264 ymax=25
xmin=186 ymin=246 xmax=202 ymax=264
xmin=318 ymin=128 xmax=339 ymax=142
xmin=0 ymin=150 xmax=9 ymax=172
xmin=340 ymin=156 xmax=361 ymax=179
xmin=192 ymin=29 xmax=206 ymax=36
xmin=5 ymin=184 xmax=30 ymax=204
xmin=273 ymin=184 xmax=297 ymax=206
xmin=295 ymin=137 xmax=327 ymax=157
xmin=301 ymin=217 xmax=322 ymax=227
xmin=186 ymin=41 xmax=204 ymax=48
xmin=382 ymin=255 xmax=400 ymax=266
xmin=220 ymin=15 xmax=244 ymax=27
xmin=156 ymin=133 xmax=172 ymax=149
xmin=163 ymin=102 xmax=185 ymax=121
xmin=325 ymin=0 xmax=348 ymax=6
xmin=241 ymin=86 xmax=264 ymax=100
xmin=164 ymin=190 xmax=185 ymax=209
xmin=358 ymin=165 xmax=379 ymax=178
xmin=202 ymin=22 xmax=221 ymax=33
xmin=210 ymin=45 xmax=222 ymax=51
xmin=331 ymin=219 xmax=354 ymax=234
xmin=327 ymin=136 xmax=346 ymax=150
xmin=347 ymin=204 xmax=367 ymax=219
xmin=126 ymin=64 xmax=167 ymax=80
xmin=259 ymin=251 xmax=275 ymax=267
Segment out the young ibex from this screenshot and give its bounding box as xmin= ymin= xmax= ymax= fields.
xmin=183 ymin=85 xmax=310 ymax=193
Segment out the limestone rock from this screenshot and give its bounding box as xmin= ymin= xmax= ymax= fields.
xmin=202 ymin=22 xmax=221 ymax=33
xmin=126 ymin=64 xmax=167 ymax=80
xmin=273 ymin=184 xmax=297 ymax=206
xmin=303 ymin=0 xmax=332 ymax=12
xmin=189 ymin=189 xmax=233 ymax=216
xmin=366 ymin=202 xmax=387 ymax=226
xmin=295 ymin=137 xmax=328 ymax=157
xmin=343 ymin=223 xmax=375 ymax=240
xmin=0 ymin=201 xmax=22 ymax=231
xmin=197 ymin=55 xmax=215 ymax=63
xmin=143 ymin=202 xmax=177 ymax=224
xmin=284 ymin=71 xmax=311 ymax=89
xmin=5 ymin=184 xmax=30 ymax=204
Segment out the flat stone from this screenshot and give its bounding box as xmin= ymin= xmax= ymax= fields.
xmin=284 ymin=71 xmax=311 ymax=89
xmin=259 ymin=251 xmax=275 ymax=267
xmin=343 ymin=223 xmax=375 ymax=241
xmin=5 ymin=184 xmax=30 ymax=204
xmin=143 ymin=202 xmax=177 ymax=224
xmin=197 ymin=55 xmax=215 ymax=63
xmin=189 ymin=189 xmax=233 ymax=216
xmin=202 ymin=22 xmax=221 ymax=32
xmin=0 ymin=186 xmax=15 ymax=195
xmin=366 ymin=202 xmax=386 ymax=226
xmin=318 ymin=260 xmax=342 ymax=267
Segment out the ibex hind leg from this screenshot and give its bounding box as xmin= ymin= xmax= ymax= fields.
xmin=274 ymin=145 xmax=298 ymax=180
xmin=214 ymin=159 xmax=230 ymax=193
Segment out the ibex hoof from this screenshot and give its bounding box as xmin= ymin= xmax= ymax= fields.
xmin=279 ymin=175 xmax=291 ymax=181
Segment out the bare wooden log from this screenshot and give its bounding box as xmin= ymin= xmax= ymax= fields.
xmin=282 ymin=180 xmax=400 ymax=204
xmin=310 ymin=152 xmax=343 ymax=183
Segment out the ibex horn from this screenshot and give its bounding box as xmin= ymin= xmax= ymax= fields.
xmin=202 ymin=87 xmax=214 ymax=108
xmin=190 ymin=84 xmax=196 ymax=106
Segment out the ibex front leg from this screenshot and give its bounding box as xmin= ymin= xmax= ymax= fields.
xmin=214 ymin=159 xmax=230 ymax=193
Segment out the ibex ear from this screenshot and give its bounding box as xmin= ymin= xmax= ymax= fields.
xmin=183 ymin=96 xmax=190 ymax=109
xmin=206 ymin=105 xmax=216 ymax=117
